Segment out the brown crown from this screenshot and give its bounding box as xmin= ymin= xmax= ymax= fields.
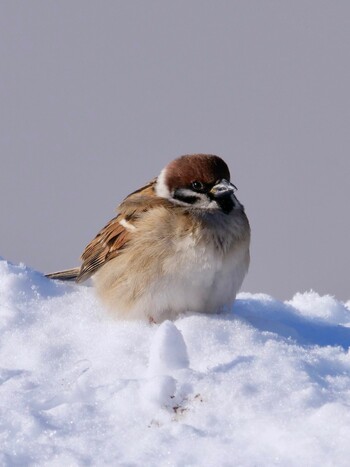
xmin=165 ymin=154 xmax=231 ymax=192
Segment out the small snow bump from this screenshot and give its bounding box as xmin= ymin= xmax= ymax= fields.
xmin=288 ymin=291 xmax=350 ymax=326
xmin=143 ymin=375 xmax=177 ymax=409
xmin=148 ymin=321 xmax=189 ymax=377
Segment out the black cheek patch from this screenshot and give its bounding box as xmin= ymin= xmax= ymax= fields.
xmin=173 ymin=190 xmax=200 ymax=205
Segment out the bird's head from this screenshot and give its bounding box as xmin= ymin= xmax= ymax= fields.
xmin=156 ymin=154 xmax=242 ymax=214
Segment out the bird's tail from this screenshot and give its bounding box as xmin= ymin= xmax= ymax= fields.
xmin=45 ymin=267 xmax=80 ymax=282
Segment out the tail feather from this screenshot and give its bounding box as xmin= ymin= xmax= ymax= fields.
xmin=45 ymin=267 xmax=81 ymax=282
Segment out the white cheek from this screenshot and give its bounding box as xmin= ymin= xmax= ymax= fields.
xmin=155 ymin=168 xmax=171 ymax=199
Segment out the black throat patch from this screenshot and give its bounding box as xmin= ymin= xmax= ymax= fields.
xmin=216 ymin=197 xmax=235 ymax=214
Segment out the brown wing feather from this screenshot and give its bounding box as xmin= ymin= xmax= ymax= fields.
xmin=76 ymin=216 xmax=130 ymax=282
xmin=76 ymin=178 xmax=165 ymax=282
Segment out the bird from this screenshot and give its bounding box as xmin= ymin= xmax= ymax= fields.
xmin=46 ymin=154 xmax=250 ymax=322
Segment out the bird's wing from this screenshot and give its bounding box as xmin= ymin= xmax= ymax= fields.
xmin=77 ymin=214 xmax=131 ymax=282
xmin=77 ymin=178 xmax=167 ymax=282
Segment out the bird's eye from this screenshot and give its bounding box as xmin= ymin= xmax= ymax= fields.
xmin=191 ymin=181 xmax=204 ymax=191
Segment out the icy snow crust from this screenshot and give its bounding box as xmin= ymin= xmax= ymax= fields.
xmin=1 ymin=259 xmax=350 ymax=466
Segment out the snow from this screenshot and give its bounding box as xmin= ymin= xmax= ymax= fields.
xmin=148 ymin=321 xmax=190 ymax=376
xmin=1 ymin=258 xmax=350 ymax=466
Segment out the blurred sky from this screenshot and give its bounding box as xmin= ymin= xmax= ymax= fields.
xmin=1 ymin=1 xmax=349 ymax=300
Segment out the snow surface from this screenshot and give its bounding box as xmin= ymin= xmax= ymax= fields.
xmin=1 ymin=258 xmax=350 ymax=466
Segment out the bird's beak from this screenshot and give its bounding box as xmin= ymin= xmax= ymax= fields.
xmin=210 ymin=179 xmax=236 ymax=199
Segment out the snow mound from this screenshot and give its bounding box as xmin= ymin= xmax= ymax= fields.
xmin=1 ymin=258 xmax=350 ymax=466
xmin=148 ymin=320 xmax=189 ymax=376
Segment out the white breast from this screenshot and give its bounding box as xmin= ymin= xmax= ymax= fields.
xmin=127 ymin=234 xmax=249 ymax=322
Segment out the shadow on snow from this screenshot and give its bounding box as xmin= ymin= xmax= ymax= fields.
xmin=232 ymin=296 xmax=350 ymax=349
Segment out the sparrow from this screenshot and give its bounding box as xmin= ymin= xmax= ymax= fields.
xmin=46 ymin=154 xmax=250 ymax=322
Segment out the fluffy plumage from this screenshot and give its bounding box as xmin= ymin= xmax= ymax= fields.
xmin=46 ymin=154 xmax=250 ymax=322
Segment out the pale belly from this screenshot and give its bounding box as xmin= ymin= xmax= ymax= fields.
xmin=122 ymin=239 xmax=249 ymax=321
